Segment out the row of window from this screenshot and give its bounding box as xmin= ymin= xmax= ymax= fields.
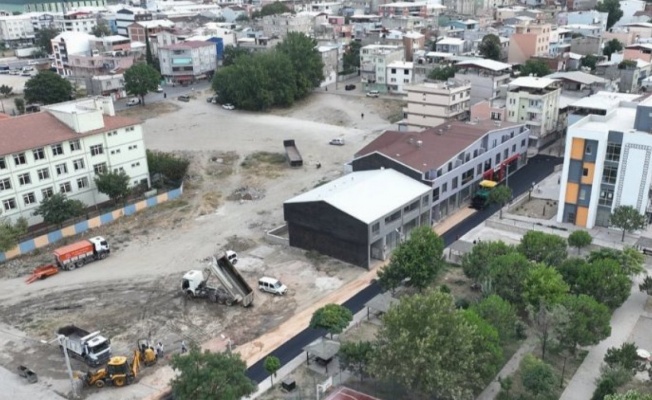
xmin=371 ymin=195 xmax=429 ymax=235
xmin=2 ymin=177 xmax=90 ymax=211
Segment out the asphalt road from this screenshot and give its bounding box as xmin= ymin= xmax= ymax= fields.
xmin=114 ymin=81 xmax=212 ymax=111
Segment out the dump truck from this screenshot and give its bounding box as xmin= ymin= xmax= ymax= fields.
xmin=182 ymin=252 xmax=254 ymax=307
xmin=283 ymin=139 xmax=303 ymax=167
xmin=471 ymin=180 xmax=499 ymax=210
xmin=57 ymin=325 xmax=112 ymax=367
xmin=53 ymin=236 xmax=110 ymax=271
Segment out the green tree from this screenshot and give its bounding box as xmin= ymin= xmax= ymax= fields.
xmin=170 ymin=345 xmax=257 ymax=400
xmin=478 ymin=34 xmax=502 ymax=61
xmin=568 ymin=230 xmax=592 ymax=254
xmin=596 ymin=0 xmax=624 ymax=30
xmin=35 ymin=27 xmax=60 ymax=54
xmin=13 ymin=97 xmax=24 ymax=114
xmin=593 ymin=376 xmax=617 ymax=400
xmin=145 ymin=30 xmax=159 ymax=72
xmin=0 ymin=217 xmax=28 ymax=251
xmin=276 ymin=32 xmax=324 ymax=100
xmin=91 ymin=21 xmax=111 ymax=37
xmin=519 ymin=59 xmax=551 ymax=77
xmin=606 ymin=391 xmax=652 ymax=400
xmin=488 ymin=185 xmax=512 ymax=219
xmin=252 ymin=1 xmax=290 ymax=18
xmin=235 ymin=14 xmax=250 ymax=22
xmin=370 ymin=291 xmax=494 ymax=398
xmin=582 ymin=54 xmax=599 ymax=70
xmin=462 ymin=240 xmax=516 ymax=282
xmin=460 ymin=310 xmax=504 ymax=381
xmin=124 ymin=63 xmax=160 ymax=105
xmin=33 ymin=193 xmax=86 ymax=227
xmin=561 ymin=258 xmax=631 ymax=309
xmin=94 ymin=170 xmax=131 ymax=206
xmin=471 ymin=294 xmax=518 ymax=342
xmin=377 ymin=226 xmax=445 ymax=292
xmin=558 ymin=294 xmax=611 ymax=354
xmin=309 ymin=303 xmax=353 ymax=339
xmin=520 ymin=354 xmax=556 ymax=399
xmin=0 ymin=84 xmax=12 ymax=97
xmin=222 ymin=45 xmax=251 ymax=67
xmin=338 ymin=341 xmax=374 ymax=382
xmin=343 ymin=41 xmax=362 ymax=73
xmin=588 ymin=247 xmax=645 ymax=277
xmin=528 ymin=302 xmax=569 ymax=361
xmin=523 ymin=264 xmax=569 ymax=307
xmin=610 ymin=205 xmax=646 ymax=242
xmin=263 ymin=356 xmax=281 ymax=386
xmin=146 ymin=150 xmax=190 ymax=186
xmin=603 ymin=38 xmax=623 ymax=59
xmin=428 ymin=65 xmax=456 ymax=81
xmin=23 ymin=71 xmax=72 ymax=105
xmin=604 ymin=342 xmax=643 ymax=372
xmin=487 ymin=252 xmax=533 ymax=305
xmin=518 ymin=230 xmax=568 ymax=267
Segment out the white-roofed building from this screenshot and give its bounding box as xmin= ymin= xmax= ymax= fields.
xmin=284 ymin=169 xmax=432 ymax=268
xmin=454 ymin=59 xmax=512 ymax=105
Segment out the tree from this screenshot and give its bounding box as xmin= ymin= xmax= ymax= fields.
xmin=519 ymin=59 xmax=551 ymax=77
xmin=263 ymin=356 xmax=281 ymax=386
xmin=23 ymin=71 xmax=72 ymax=105
xmin=518 ymin=230 xmax=568 ymax=267
xmin=588 ymin=247 xmax=645 ymax=277
xmin=0 ymin=217 xmax=28 ymax=251
xmin=145 ymin=30 xmax=159 ymax=72
xmin=558 ymin=294 xmax=611 ymax=354
xmin=147 ymin=150 xmax=190 ymax=186
xmin=604 ymin=342 xmax=644 ymax=373
xmin=610 ymin=205 xmax=646 ymax=242
xmin=94 ymin=170 xmax=131 ymax=206
xmin=124 ymin=63 xmax=160 ymax=105
xmin=276 ymin=32 xmax=324 ymax=99
xmin=581 ymin=54 xmax=599 ymax=70
xmin=528 ymin=302 xmax=569 ymax=361
xmin=462 ymin=240 xmax=516 ymax=282
xmin=523 ymin=264 xmax=569 ymax=307
xmin=338 ymin=341 xmax=374 ymax=382
xmin=606 ymin=392 xmax=652 ymax=400
xmin=251 ymin=1 xmax=290 ymax=18
xmin=460 ymin=310 xmax=504 ymax=381
xmin=33 ymin=193 xmax=86 ymax=227
xmin=478 ymin=34 xmax=502 ymax=61
xmin=471 ymin=294 xmax=518 ymax=342
xmin=13 ymin=97 xmax=24 ymax=114
xmin=520 ymin=354 xmax=557 ymax=399
xmin=370 ymin=291 xmax=495 ymax=398
xmin=603 ymin=39 xmax=623 ymax=59
xmin=235 ymin=14 xmax=250 ymax=22
xmin=222 ymin=45 xmax=251 ymax=67
xmin=488 ymin=185 xmax=512 ymax=219
xmin=568 ymin=230 xmax=592 ymax=254
xmin=0 ymin=84 xmax=12 ymax=97
xmin=377 ymin=226 xmax=445 ymax=291
xmin=91 ymin=21 xmax=111 ymax=37
xmin=596 ymin=0 xmax=624 ymax=30
xmin=487 ymin=252 xmax=533 ymax=305
xmin=428 ymin=65 xmax=456 ymax=81
xmin=170 ymin=345 xmax=257 ymax=400
xmin=35 ymin=27 xmax=60 ymax=54
xmin=562 ymin=258 xmax=631 ymax=309
xmin=343 ymin=41 xmax=362 ymax=73
xmin=309 ymin=304 xmax=353 ymax=339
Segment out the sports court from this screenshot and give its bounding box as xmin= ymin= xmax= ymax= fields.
xmin=323 ymin=386 xmax=382 ymax=400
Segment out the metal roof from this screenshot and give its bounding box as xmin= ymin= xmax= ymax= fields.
xmin=456 ymin=59 xmax=512 ymax=72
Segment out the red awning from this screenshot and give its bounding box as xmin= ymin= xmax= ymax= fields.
xmin=503 ymin=153 xmax=520 ymax=165
xmin=175 ymin=76 xmax=193 ymax=81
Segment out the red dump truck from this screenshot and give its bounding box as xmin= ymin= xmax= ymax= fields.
xmin=53 ymin=236 xmax=110 ymax=271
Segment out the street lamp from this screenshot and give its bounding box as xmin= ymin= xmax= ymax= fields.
xmin=41 ymin=335 xmax=78 ymax=398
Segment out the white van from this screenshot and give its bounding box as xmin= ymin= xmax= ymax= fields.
xmin=225 ymin=250 xmax=238 ymax=265
xmin=258 ymin=277 xmax=287 ymax=295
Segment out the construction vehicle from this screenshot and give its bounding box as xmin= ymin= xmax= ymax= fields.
xmin=83 ymin=350 xmax=144 ymax=388
xmin=471 ymin=180 xmax=499 ymax=209
xmin=53 ymin=236 xmax=110 ymax=271
xmin=136 ymin=339 xmax=157 ymax=367
xmin=283 ymin=139 xmax=303 ymax=167
xmin=182 ymin=252 xmax=254 ymax=307
xmin=57 ymin=325 xmax=112 ymax=366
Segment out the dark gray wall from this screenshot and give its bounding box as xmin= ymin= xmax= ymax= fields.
xmin=351 ymin=153 xmax=425 ymax=183
xmin=634 ymin=105 xmax=652 ymax=132
xmin=584 ymin=139 xmax=598 ymax=162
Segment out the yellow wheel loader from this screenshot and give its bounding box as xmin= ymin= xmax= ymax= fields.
xmin=136 ymin=339 xmax=158 ymax=367
xmin=84 ymin=349 xmax=143 ymax=388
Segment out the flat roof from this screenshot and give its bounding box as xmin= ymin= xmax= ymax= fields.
xmin=456 ymin=59 xmax=512 ymax=72
xmin=437 ymin=37 xmax=464 ymax=45
xmin=160 ymin=40 xmax=212 ymax=50
xmin=285 ymin=169 xmax=431 ymax=224
xmin=509 ymin=76 xmax=557 ymax=89
xmin=570 ymin=91 xmax=643 ymax=110
xmin=546 ymin=71 xmax=606 ymax=85
xmin=379 ymin=1 xmax=427 ymax=6
xmin=575 ymin=106 xmax=637 ymax=133
xmin=387 ymin=61 xmax=413 ymax=69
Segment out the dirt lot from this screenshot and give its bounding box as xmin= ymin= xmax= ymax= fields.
xmin=0 ymin=92 xmax=403 ymax=398
xmin=508 ymin=197 xmax=558 ymax=220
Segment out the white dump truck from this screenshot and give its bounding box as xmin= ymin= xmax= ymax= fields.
xmin=56 ymin=325 xmax=112 ymax=366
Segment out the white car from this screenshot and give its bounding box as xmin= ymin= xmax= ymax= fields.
xmin=366 ymin=90 xmax=380 ymax=98
xmin=156 ymin=85 xmax=163 ymax=92
xmin=126 ymin=98 xmax=141 ymax=106
xmin=222 ymin=103 xmax=235 ymax=110
xmin=329 ymin=138 xmax=345 ymax=146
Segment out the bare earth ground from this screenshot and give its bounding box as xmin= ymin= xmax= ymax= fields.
xmin=0 ymin=92 xmax=401 ymax=398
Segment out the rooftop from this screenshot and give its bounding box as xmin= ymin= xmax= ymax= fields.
xmin=437 ymin=37 xmax=464 ymax=45
xmin=379 ymin=1 xmax=427 ymax=7
xmin=355 ymin=120 xmax=521 ymax=175
xmin=160 ymin=40 xmax=213 ymax=50
xmin=387 ymin=61 xmax=413 ymax=69
xmin=456 ymin=58 xmax=512 ymax=72
xmin=546 ymin=71 xmax=606 ymax=85
xmin=570 ymin=91 xmax=643 ymax=110
xmin=510 ymin=76 xmax=557 ymax=89
xmin=573 ymin=105 xmax=637 ymax=133
xmin=285 ymin=169 xmax=431 ymax=224
xmin=133 ymin=19 xmax=174 ymax=28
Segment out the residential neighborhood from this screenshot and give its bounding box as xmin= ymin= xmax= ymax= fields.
xmin=2 ymin=0 xmax=652 ymax=399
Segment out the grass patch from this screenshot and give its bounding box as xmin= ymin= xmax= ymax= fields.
xmin=241 ymin=152 xmax=286 ymax=168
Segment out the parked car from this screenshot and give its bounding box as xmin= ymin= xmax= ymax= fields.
xmin=9 ymin=69 xmax=19 ymax=75
xmin=345 ymin=84 xmax=356 ymax=91
xmin=222 ymin=103 xmax=235 ymax=110
xmin=178 ymin=95 xmax=190 ymax=102
xmin=20 ymin=71 xmax=31 ymax=77
xmin=126 ymin=98 xmax=141 ymax=106
xmin=206 ymin=95 xmax=218 ymax=103
xmin=156 ymin=85 xmax=163 ymax=92
xmin=366 ymin=90 xmax=379 ymax=98
xmin=329 ymin=138 xmax=345 ymax=146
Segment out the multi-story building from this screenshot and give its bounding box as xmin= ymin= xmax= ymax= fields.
xmin=623 ymin=43 xmax=652 ymax=62
xmin=402 ymin=80 xmax=471 ymax=130
xmin=56 ymin=11 xmax=97 ymax=34
xmin=115 ymin=7 xmax=152 ymax=37
xmin=89 ymin=74 xmax=127 ymax=98
xmin=26 ymin=12 xmax=57 ymax=32
xmin=352 ymin=119 xmax=530 ymax=220
xmin=259 ymin=13 xmax=312 ymax=39
xmin=557 ymin=95 xmax=652 ymax=228
xmin=557 ymin=10 xmax=608 ymax=33
xmin=570 ymin=35 xmax=603 ymax=56
xmin=0 ymin=14 xmax=35 ymax=47
xmin=435 ymin=37 xmax=466 ymax=55
xmin=158 ymin=41 xmax=217 ymax=85
xmin=505 ymin=76 xmax=561 ymax=149
xmin=318 ymin=44 xmax=339 ymax=87
xmin=596 ymin=58 xmax=651 ymax=94
xmin=0 ymin=97 xmax=149 ymax=225
xmin=507 ymin=23 xmax=551 ymax=64
xmin=377 ymin=2 xmax=427 ymax=17
xmin=127 ymin=19 xmax=174 ymax=43
xmin=442 ymin=0 xmax=474 ymax=16
xmin=360 ymin=44 xmax=404 ymax=92
xmin=51 ymin=31 xmax=95 ymax=76
xmin=454 ymin=59 xmax=512 ymax=106
xmin=0 ymin=0 xmax=106 ymax=14
xmin=386 ymin=61 xmax=414 ymax=93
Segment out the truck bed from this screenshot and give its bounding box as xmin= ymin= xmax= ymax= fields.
xmin=54 ymin=241 xmax=93 ymax=260
xmin=212 ymin=256 xmax=254 ymax=307
xmin=283 ymin=140 xmax=303 ymax=167
xmin=57 ymin=325 xmax=90 ymax=340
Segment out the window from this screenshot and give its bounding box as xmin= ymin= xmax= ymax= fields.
xmin=37 ymin=167 xmax=50 ymax=180
xmin=0 ymin=158 xmax=5 ymax=169
xmin=0 ymin=178 xmax=10 ymax=191
xmin=69 ymin=140 xmax=81 ymax=151
xmin=461 ymin=168 xmax=474 ymax=185
xmin=77 ymin=177 xmax=89 ymax=189
xmin=372 ymin=222 xmax=380 ymax=235
xmin=111 ymin=148 xmax=122 ymax=155
xmin=512 ymin=144 xmax=517 ymax=153
xmin=51 ymin=143 xmax=63 ymax=156
xmin=94 ymin=163 xmax=107 ymax=174
xmin=599 ymin=189 xmax=614 ymax=206
xmin=59 ymin=181 xmax=72 ymax=193
xmin=521 ymin=139 xmax=526 ymax=147
xmin=23 ymin=192 xmax=36 ymax=206
xmin=3 ymin=198 xmax=16 ymax=211
xmin=582 ymin=168 xmax=589 ymax=177
xmin=113 ymin=167 xmax=124 ymax=173
xmin=579 ymin=188 xmax=587 ymax=201
xmin=585 ymin=144 xmax=592 ymax=155
xmin=73 ymin=158 xmax=85 ymax=170
xmin=131 ymin=162 xmax=140 ymax=168
xmin=90 ymin=144 xmax=104 ymax=156
xmin=42 ymin=187 xmax=53 ymax=199
xmin=13 ymin=153 xmax=26 ymax=166
xmin=384 ymin=210 xmax=401 ymax=224
xmin=33 ymin=148 xmax=45 ymax=160
xmin=606 ymin=142 xmax=621 ymax=162
xmin=18 ymin=173 xmax=30 ymax=186
xmin=55 ymin=163 xmax=68 ymax=175
xmin=404 ymin=200 xmax=419 ymax=213
xmin=452 ymin=177 xmax=458 ymax=189
xmin=128 ymin=144 xmax=138 ymax=150
xmin=442 ymin=182 xmax=448 ymax=193
xmin=602 ymin=165 xmax=618 ymax=184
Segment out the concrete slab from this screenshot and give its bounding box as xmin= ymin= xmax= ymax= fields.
xmin=627 ymin=315 xmax=652 ymax=352
xmin=250 ymin=245 xmax=276 ymax=259
xmin=531 ymin=170 xmax=561 ymax=201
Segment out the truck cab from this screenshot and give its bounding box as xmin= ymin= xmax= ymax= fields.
xmin=89 ymin=236 xmax=110 ymax=255
xmin=182 ymin=270 xmax=205 ymax=296
xmin=225 ymin=250 xmax=238 ymax=265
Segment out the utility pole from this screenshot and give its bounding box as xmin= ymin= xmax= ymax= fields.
xmin=42 ymin=335 xmax=77 ymax=398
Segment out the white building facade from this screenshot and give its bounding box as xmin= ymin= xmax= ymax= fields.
xmin=402 ymin=80 xmax=471 ymax=130
xmin=158 ymin=41 xmax=217 ymax=85
xmin=360 ymin=44 xmax=404 ymax=92
xmin=0 ymin=15 xmax=35 ymax=44
xmin=386 ymin=61 xmax=414 ymax=93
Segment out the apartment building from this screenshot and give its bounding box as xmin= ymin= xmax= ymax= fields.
xmin=441 ymin=0 xmax=474 ymax=16
xmin=114 ymin=7 xmax=152 ymax=37
xmin=0 ymin=97 xmax=149 ymax=226
xmin=557 ymin=95 xmax=652 ymax=228
xmin=454 ymin=59 xmax=512 ymax=106
xmin=0 ymin=0 xmax=107 ymax=14
xmin=508 ymin=23 xmax=551 ymax=64
xmin=596 ymin=58 xmax=651 ymax=94
xmin=259 ymin=13 xmax=312 ymax=39
xmin=435 ymin=37 xmax=466 ymax=55
xmin=360 ymin=44 xmax=404 ymax=92
xmin=402 ymin=80 xmax=471 ymax=130
xmin=377 ymin=2 xmax=427 ymax=17
xmin=127 ymin=19 xmax=174 ymax=43
xmin=505 ymin=76 xmax=561 ymax=149
xmin=27 ymin=12 xmax=57 ymax=32
xmin=158 ymin=41 xmax=217 ymax=85
xmin=386 ymin=61 xmax=414 ymax=93
xmin=57 ymin=11 xmax=97 ymax=34
xmin=0 ymin=14 xmax=35 ymax=46
xmin=51 ymin=31 xmax=95 ymax=76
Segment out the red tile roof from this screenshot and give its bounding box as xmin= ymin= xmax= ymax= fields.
xmin=355 ymin=119 xmax=520 ymax=173
xmin=0 ymin=112 xmax=140 ymax=157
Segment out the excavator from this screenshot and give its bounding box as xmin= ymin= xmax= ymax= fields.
xmin=83 ymin=339 xmax=157 ymax=388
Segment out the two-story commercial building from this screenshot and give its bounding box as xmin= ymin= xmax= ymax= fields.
xmin=0 ymin=97 xmax=149 ymax=226
xmin=158 ymin=40 xmax=217 ymax=85
xmin=386 ymin=61 xmax=414 ymax=93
